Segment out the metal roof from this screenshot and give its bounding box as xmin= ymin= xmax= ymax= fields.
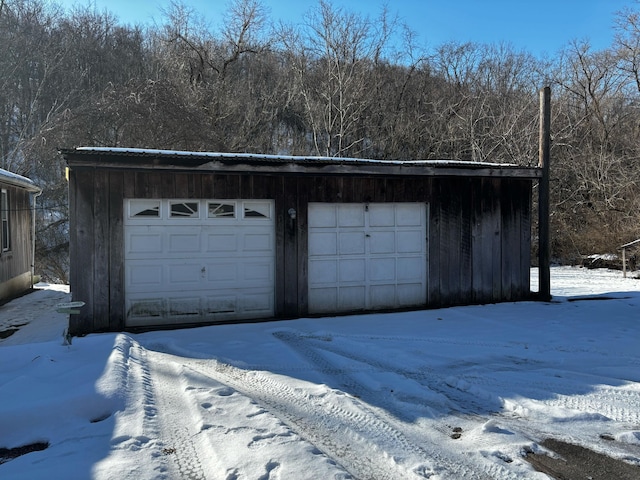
xmin=65 ymin=147 xmax=516 ymax=166
xmin=60 ymin=147 xmax=542 ymax=178
xmin=0 ymin=168 xmax=41 ymax=193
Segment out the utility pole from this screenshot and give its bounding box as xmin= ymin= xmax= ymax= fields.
xmin=538 ymin=86 xmax=551 ymax=301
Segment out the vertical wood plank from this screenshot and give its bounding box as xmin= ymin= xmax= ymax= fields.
xmin=174 ymin=173 xmax=189 ymax=198
xmin=190 ymin=173 xmax=202 ymax=198
xmin=490 ymin=179 xmax=502 ymax=301
xmin=459 ymin=178 xmax=473 ymax=304
xmin=68 ymin=171 xmax=78 ymax=300
xmin=297 ymin=177 xmax=310 ymax=314
xmin=109 ymin=171 xmax=125 ymax=330
xmin=501 ymin=179 xmax=518 ymax=301
xmin=313 ymin=176 xmax=328 ymax=201
xmin=473 ymin=178 xmax=501 ymax=303
xmin=440 ymin=179 xmax=463 ymax=305
xmin=123 ymin=172 xmax=135 ymax=198
xmin=69 ymin=169 xmax=95 ymax=335
xmin=161 ymin=171 xmax=175 ymax=198
xmin=387 ymin=178 xmax=404 ymax=202
xmin=283 ymin=177 xmax=298 ymax=315
xmin=93 ymin=170 xmax=110 ymax=331
xmin=519 ymin=180 xmax=533 ymax=298
xmin=274 ymin=177 xmax=286 ymax=316
xmin=428 ymin=181 xmax=442 ymax=306
xmin=201 ymin=174 xmax=215 ymax=198
xmin=471 ymin=179 xmax=484 ymax=302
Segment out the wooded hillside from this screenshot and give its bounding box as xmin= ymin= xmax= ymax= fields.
xmin=1 ymin=0 xmax=639 ymax=281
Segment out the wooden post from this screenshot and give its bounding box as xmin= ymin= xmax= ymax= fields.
xmin=538 ymin=87 xmax=551 ymax=301
xmin=622 ymin=247 xmax=627 ymax=278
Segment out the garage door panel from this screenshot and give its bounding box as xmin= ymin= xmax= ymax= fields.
xmin=339 ymin=232 xmax=365 ymax=255
xmin=397 ymin=230 xmax=423 ymax=253
xmin=168 ymin=231 xmax=201 ymax=253
xmin=168 ymin=264 xmax=202 ymax=284
xmin=206 ymin=295 xmax=237 ymax=315
xmin=241 ymin=291 xmax=273 ymax=313
xmin=241 ymin=262 xmax=274 ymax=282
xmin=168 ymin=297 xmax=201 ymax=317
xmin=369 ymin=257 xmax=396 ymax=281
xmin=127 ymin=298 xmax=163 ymax=323
xmin=308 ymin=204 xmax=336 ymax=228
xmin=207 ymin=233 xmax=238 ymax=252
xmin=369 ymin=284 xmax=396 ymax=308
xmin=243 ymin=233 xmax=272 ymax=252
xmin=369 ymin=231 xmax=396 ymax=254
xmin=368 ymin=204 xmax=395 ymax=226
xmin=339 ymin=258 xmax=365 ymax=282
xmin=205 ymin=262 xmax=238 ymax=282
xmin=128 ymin=232 xmax=163 ymax=254
xmin=308 ymin=287 xmax=337 ymax=313
xmin=338 ymin=204 xmax=365 ymax=227
xmin=128 ymin=263 xmax=163 ymax=287
xmin=125 ymin=199 xmax=274 ymax=326
xmin=309 ymin=232 xmax=337 ymax=256
xmin=339 ymin=286 xmax=365 ymax=310
xmin=397 ymin=257 xmax=425 ymax=281
xmin=309 ymin=259 xmax=337 ymax=284
xmin=396 ymin=204 xmax=423 ymax=226
xmin=397 ymin=284 xmax=424 ymax=306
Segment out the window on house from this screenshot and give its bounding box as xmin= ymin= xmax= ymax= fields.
xmin=1 ymin=190 xmax=9 ymax=252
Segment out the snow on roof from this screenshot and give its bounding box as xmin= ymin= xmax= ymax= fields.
xmin=0 ymin=167 xmax=41 ymax=192
xmin=72 ymin=147 xmax=519 ymax=168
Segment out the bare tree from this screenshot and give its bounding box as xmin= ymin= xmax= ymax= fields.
xmin=280 ymin=1 xmax=400 ymax=157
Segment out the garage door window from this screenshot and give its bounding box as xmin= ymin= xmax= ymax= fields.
xmin=170 ymin=201 xmax=199 ymax=218
xmin=129 ymin=199 xmax=160 ymax=218
xmin=208 ymin=202 xmax=236 ymax=218
xmin=243 ymin=201 xmax=271 ymax=219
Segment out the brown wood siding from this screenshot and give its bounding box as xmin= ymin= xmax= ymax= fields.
xmin=68 ymin=169 xmax=534 ymax=335
xmin=69 ymin=169 xmax=95 ymax=334
xmin=0 ymin=184 xmax=34 ymax=299
xmin=471 ymin=178 xmax=502 ymax=303
xmin=108 ymin=171 xmax=125 ymax=331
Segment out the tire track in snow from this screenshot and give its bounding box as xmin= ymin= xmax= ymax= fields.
xmin=270 ymin=331 xmax=547 ymax=480
xmin=271 ymin=331 xmax=509 ymax=480
xmin=446 ymin=365 xmax=640 ymax=425
xmin=182 ymin=356 xmax=471 ymax=480
xmin=293 ymin=331 xmax=640 ymax=425
xmin=146 ymin=351 xmax=207 ymax=480
xmin=280 ymin=331 xmax=640 ymax=475
xmin=277 ymin=331 xmax=502 ymax=416
xmin=97 ymin=336 xmax=170 ymax=480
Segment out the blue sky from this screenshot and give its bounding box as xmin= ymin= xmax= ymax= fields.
xmin=57 ymin=0 xmax=632 ymax=57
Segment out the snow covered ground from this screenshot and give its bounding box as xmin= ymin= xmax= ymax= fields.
xmin=1 ymin=267 xmax=639 ymax=479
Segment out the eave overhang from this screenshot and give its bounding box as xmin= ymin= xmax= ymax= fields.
xmin=60 ymin=147 xmax=543 ymax=179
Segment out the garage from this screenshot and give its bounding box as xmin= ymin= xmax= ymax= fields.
xmin=124 ymin=198 xmax=275 ymax=326
xmin=63 ymin=147 xmax=541 ymax=335
xmin=308 ymin=202 xmax=427 ymax=314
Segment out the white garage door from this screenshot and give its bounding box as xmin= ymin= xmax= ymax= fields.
xmin=308 ymin=203 xmax=427 ymax=314
xmin=124 ymin=199 xmax=275 ymax=327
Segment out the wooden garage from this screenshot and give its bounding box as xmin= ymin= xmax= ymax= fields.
xmin=0 ymin=168 xmax=41 ymax=302
xmin=62 ymin=147 xmax=542 ymax=335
